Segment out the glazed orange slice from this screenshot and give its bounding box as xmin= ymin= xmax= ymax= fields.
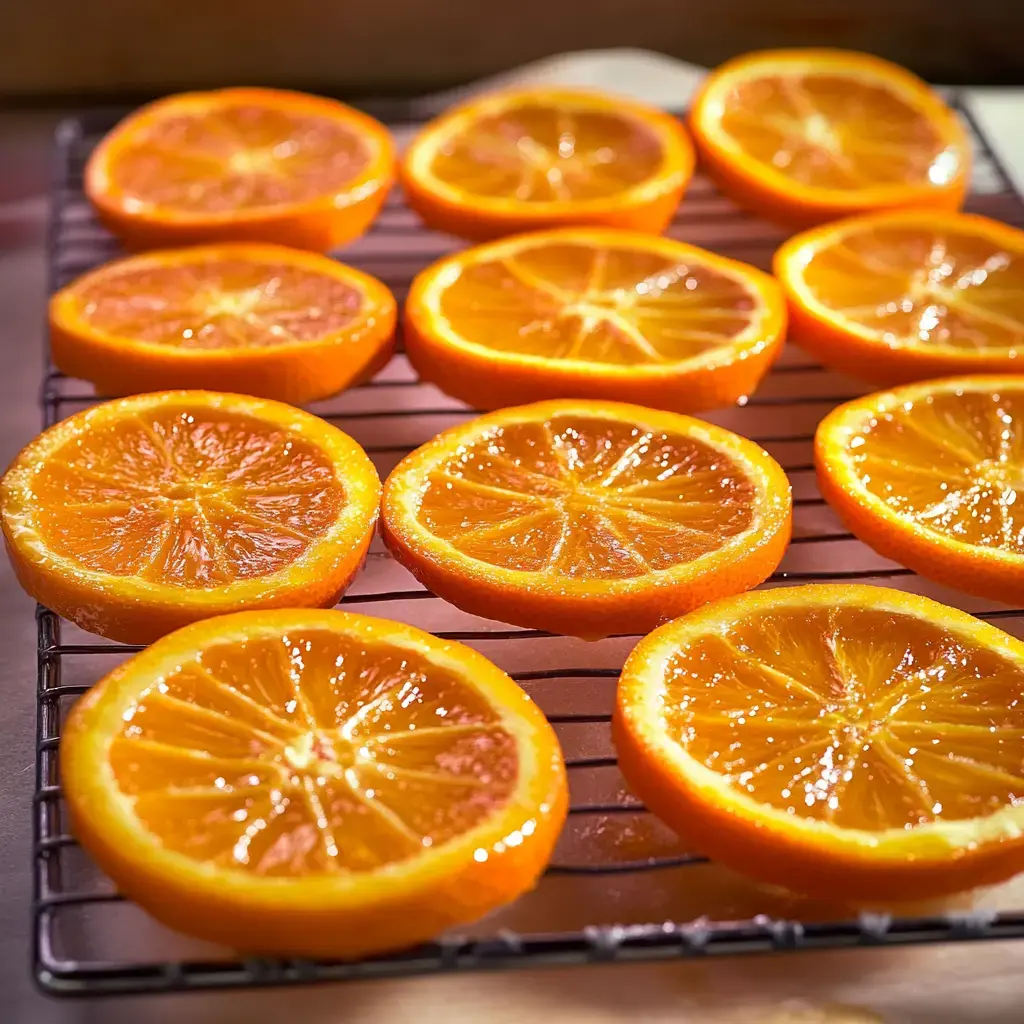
xmin=50 ymin=244 xmax=397 ymax=403
xmin=406 ymin=228 xmax=786 ymax=413
xmin=775 ymin=211 xmax=1024 ymax=385
xmin=614 ymin=584 xmax=1024 ymax=901
xmin=61 ymin=609 xmax=567 ymax=958
xmin=0 ymin=391 xmax=380 ymax=643
xmin=690 ymin=49 xmax=969 ymax=227
xmin=86 ymin=88 xmax=396 ymax=251
xmin=401 ymin=88 xmax=694 ymax=240
xmin=816 ymin=376 xmax=1024 ymax=606
xmin=381 ymin=400 xmax=791 ymax=639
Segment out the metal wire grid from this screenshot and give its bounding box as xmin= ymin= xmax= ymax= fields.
xmin=32 ymin=95 xmax=1024 ymax=997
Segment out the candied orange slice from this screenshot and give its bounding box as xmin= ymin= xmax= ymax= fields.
xmin=61 ymin=609 xmax=567 ymax=958
xmin=381 ymin=400 xmax=791 ymax=639
xmin=50 ymin=244 xmax=397 ymax=403
xmin=775 ymin=211 xmax=1024 ymax=385
xmin=406 ymin=228 xmax=786 ymax=413
xmin=615 ymin=584 xmax=1024 ymax=900
xmin=0 ymin=391 xmax=379 ymax=642
xmin=689 ymin=49 xmax=969 ymax=227
xmin=401 ymin=88 xmax=694 ymax=240
xmin=86 ymin=88 xmax=396 ymax=251
xmin=816 ymin=376 xmax=1024 ymax=605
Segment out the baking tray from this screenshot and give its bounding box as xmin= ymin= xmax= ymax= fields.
xmin=33 ymin=94 xmax=1024 ymax=996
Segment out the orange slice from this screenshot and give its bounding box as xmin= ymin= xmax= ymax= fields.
xmin=381 ymin=400 xmax=791 ymax=639
xmin=62 ymin=608 xmax=567 ymax=958
xmin=689 ymin=49 xmax=969 ymax=227
xmin=816 ymin=376 xmax=1024 ymax=606
xmin=400 ymin=88 xmax=694 ymax=240
xmin=86 ymin=88 xmax=396 ymax=251
xmin=49 ymin=244 xmax=397 ymax=403
xmin=0 ymin=391 xmax=380 ymax=643
xmin=614 ymin=584 xmax=1024 ymax=900
xmin=406 ymin=227 xmax=786 ymax=413
xmin=775 ymin=211 xmax=1024 ymax=385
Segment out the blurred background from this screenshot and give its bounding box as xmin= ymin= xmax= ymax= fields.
xmin=3 ymin=0 xmax=1024 ymax=102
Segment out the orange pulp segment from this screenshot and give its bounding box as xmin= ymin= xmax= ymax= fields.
xmin=0 ymin=391 xmax=380 ymax=642
xmin=400 ymin=88 xmax=694 ymax=240
xmin=50 ymin=243 xmax=397 ymax=403
xmin=775 ymin=211 xmax=1024 ymax=384
xmin=689 ymin=49 xmax=969 ymax=227
xmin=816 ymin=375 xmax=1024 ymax=605
xmin=381 ymin=400 xmax=791 ymax=639
xmin=61 ymin=609 xmax=567 ymax=958
xmin=86 ymin=88 xmax=396 ymax=251
xmin=406 ymin=228 xmax=786 ymax=413
xmin=614 ymin=584 xmax=1024 ymax=900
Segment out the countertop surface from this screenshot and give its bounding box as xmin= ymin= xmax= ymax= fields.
xmin=3 ymin=57 xmax=1024 ymax=1020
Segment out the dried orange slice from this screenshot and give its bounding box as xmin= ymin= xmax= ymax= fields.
xmin=775 ymin=211 xmax=1024 ymax=385
xmin=86 ymin=88 xmax=396 ymax=251
xmin=401 ymin=88 xmax=694 ymax=240
xmin=406 ymin=227 xmax=786 ymax=413
xmin=816 ymin=376 xmax=1024 ymax=605
xmin=0 ymin=392 xmax=380 ymax=643
xmin=381 ymin=400 xmax=791 ymax=639
xmin=690 ymin=49 xmax=969 ymax=227
xmin=49 ymin=244 xmax=397 ymax=403
xmin=62 ymin=608 xmax=567 ymax=958
xmin=614 ymin=584 xmax=1024 ymax=901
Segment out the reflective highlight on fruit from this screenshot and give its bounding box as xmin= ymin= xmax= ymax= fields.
xmin=382 ymin=400 xmax=791 ymax=638
xmin=689 ymin=49 xmax=969 ymax=226
xmin=614 ymin=585 xmax=1024 ymax=899
xmin=717 ymin=73 xmax=954 ymax=193
xmin=426 ymin=103 xmax=664 ymax=202
xmin=417 ymin=414 xmax=756 ymax=578
xmin=61 ymin=610 xmax=567 ymax=958
xmin=407 ymin=229 xmax=786 ymax=412
xmin=114 ymin=629 xmax=520 ymax=873
xmin=30 ymin=408 xmax=343 ymax=584
xmin=438 ymin=240 xmax=761 ymax=364
xmin=816 ymin=377 xmax=1024 ymax=604
xmin=0 ymin=391 xmax=380 ymax=642
xmin=401 ymin=89 xmax=694 ymax=239
xmin=73 ymin=253 xmax=367 ymax=348
xmin=776 ymin=212 xmax=1024 ymax=384
xmin=105 ymin=102 xmax=371 ymax=214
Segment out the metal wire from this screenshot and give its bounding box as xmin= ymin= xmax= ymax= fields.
xmin=33 ymin=94 xmax=1024 ymax=997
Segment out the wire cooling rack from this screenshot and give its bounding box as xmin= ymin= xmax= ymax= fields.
xmin=33 ymin=95 xmax=1024 ymax=997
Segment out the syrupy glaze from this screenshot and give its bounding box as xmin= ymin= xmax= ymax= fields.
xmin=720 ymin=73 xmax=958 ymax=191
xmin=113 ymin=630 xmax=518 ymax=874
xmin=31 ymin=408 xmax=343 ymax=585
xmin=848 ymin=388 xmax=1024 ymax=553
xmin=109 ymin=104 xmax=371 ymax=212
xmin=662 ymin=604 xmax=1024 ymax=829
xmin=417 ymin=414 xmax=755 ymax=578
xmin=802 ymin=225 xmax=1024 ymax=351
xmin=430 ymin=104 xmax=663 ymax=201
xmin=440 ymin=240 xmax=758 ymax=364
xmin=74 ymin=255 xmax=365 ymax=348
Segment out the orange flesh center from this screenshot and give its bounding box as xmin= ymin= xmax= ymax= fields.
xmin=719 ymin=73 xmax=957 ymax=191
xmin=439 ymin=242 xmax=758 ymax=365
xmin=429 ymin=104 xmax=664 ymax=201
xmin=74 ymin=256 xmax=365 ymax=348
xmin=801 ymin=227 xmax=1024 ymax=351
xmin=108 ymin=104 xmax=371 ymax=212
xmin=662 ymin=605 xmax=1024 ymax=829
xmin=847 ymin=389 xmax=1024 ymax=553
xmin=31 ymin=409 xmax=344 ymax=585
xmin=112 ymin=630 xmax=518 ymax=875
xmin=417 ymin=415 xmax=755 ymax=577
